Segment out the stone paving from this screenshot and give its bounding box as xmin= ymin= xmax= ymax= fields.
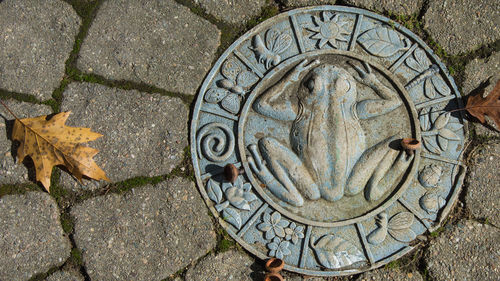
xmin=0 ymin=0 xmax=498 ymax=280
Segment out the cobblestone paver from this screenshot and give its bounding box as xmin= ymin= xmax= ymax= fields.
xmin=0 ymin=0 xmax=499 ymax=280
xmin=1 ymin=100 xmax=52 ymax=185
xmin=426 ymin=220 xmax=499 ymax=281
xmin=60 ymin=82 xmax=188 ymax=191
xmin=344 ymin=0 xmax=423 ymax=15
xmin=45 ymin=269 xmax=84 ymax=281
xmin=424 ymin=0 xmax=500 ymax=55
xmin=0 ymin=192 xmax=71 ymax=281
xmin=0 ymin=0 xmax=80 ymax=100
xmin=465 ymin=143 xmax=500 ymax=226
xmin=195 ymin=0 xmax=267 ymax=24
xmin=184 ymin=250 xmax=260 ymax=281
xmin=357 ymin=268 xmax=423 ymax=281
xmin=77 ymin=0 xmax=220 ymax=95
xmin=71 ymin=178 xmax=216 ymax=281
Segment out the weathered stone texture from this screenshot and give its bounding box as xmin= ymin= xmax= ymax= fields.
xmin=45 ymin=269 xmax=84 ymax=281
xmin=77 ymin=0 xmax=220 ymax=95
xmin=0 ymin=0 xmax=81 ymax=100
xmin=185 ymin=250 xmax=259 ymax=281
xmin=194 ymin=0 xmax=267 ymax=24
xmin=60 ymin=83 xmax=188 ymax=190
xmin=1 ymin=100 xmax=52 ymax=185
xmin=465 ymin=143 xmax=500 ymax=226
xmin=0 ymin=192 xmax=71 ymax=281
xmin=71 ymin=178 xmax=217 ymax=281
xmin=426 ymin=220 xmax=499 ymax=281
xmin=424 ymin=0 xmax=500 ymax=55
xmin=344 ymin=0 xmax=423 ymax=15
xmin=357 ymin=268 xmax=423 ymax=281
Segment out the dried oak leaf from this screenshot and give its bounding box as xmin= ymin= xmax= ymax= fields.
xmin=12 ymin=111 xmax=109 ymax=191
xmin=466 ymin=79 xmax=500 ymax=129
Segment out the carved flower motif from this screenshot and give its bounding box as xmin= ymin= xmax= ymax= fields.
xmin=258 ymin=211 xmax=290 ymax=240
xmin=307 ymin=11 xmax=349 ymax=49
xmin=222 ymin=176 xmax=257 ymax=211
xmin=267 ymin=237 xmax=291 ymax=259
xmin=419 ymin=108 xmax=463 ymax=155
xmin=285 ymin=222 xmax=304 ymax=245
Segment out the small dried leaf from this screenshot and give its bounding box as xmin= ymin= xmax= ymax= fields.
xmin=466 ymin=79 xmax=500 ymax=129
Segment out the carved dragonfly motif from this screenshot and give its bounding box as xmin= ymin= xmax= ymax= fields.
xmin=250 ymin=28 xmax=292 ymax=69
xmin=205 ymin=58 xmax=258 ymax=114
xmin=405 ymin=49 xmax=450 ymax=99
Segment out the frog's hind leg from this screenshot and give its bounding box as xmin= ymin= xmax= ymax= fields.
xmin=247 ymin=137 xmax=320 ymax=207
xmin=345 ymin=135 xmax=414 ymax=201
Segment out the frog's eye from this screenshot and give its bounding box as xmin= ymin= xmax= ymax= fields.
xmin=305 ymin=78 xmax=315 ymax=92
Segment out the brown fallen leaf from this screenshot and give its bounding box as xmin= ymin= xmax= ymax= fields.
xmin=1 ymin=101 xmax=109 ymax=191
xmin=465 ymin=79 xmax=500 ymax=129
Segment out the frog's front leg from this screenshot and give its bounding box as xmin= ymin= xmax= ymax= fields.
xmin=247 ymin=137 xmax=320 ymax=207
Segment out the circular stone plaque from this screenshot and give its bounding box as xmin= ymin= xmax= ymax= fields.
xmin=191 ymin=6 xmax=467 ymax=276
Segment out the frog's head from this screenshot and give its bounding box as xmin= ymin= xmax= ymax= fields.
xmin=299 ymin=64 xmax=356 ymax=104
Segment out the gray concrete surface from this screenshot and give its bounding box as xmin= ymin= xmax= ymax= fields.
xmin=0 ymin=192 xmax=71 ymax=281
xmin=0 ymin=0 xmax=80 ymax=100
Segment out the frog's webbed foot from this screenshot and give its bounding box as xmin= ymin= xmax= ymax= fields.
xmin=247 ymin=144 xmax=304 ymax=206
xmin=365 ymin=151 xmax=414 ymax=201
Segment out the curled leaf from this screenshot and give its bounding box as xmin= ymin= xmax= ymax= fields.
xmin=465 ymin=79 xmax=500 ymax=129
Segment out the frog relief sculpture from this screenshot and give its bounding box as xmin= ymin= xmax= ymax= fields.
xmin=247 ymin=59 xmax=413 ymax=207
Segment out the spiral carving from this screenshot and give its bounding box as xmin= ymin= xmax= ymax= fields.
xmin=196 ymin=123 xmax=235 ymax=162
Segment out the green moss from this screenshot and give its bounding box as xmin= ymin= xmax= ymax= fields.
xmin=0 ymin=90 xmax=42 ymax=105
xmin=60 ymin=213 xmax=74 ymax=234
xmin=429 ymin=226 xmax=445 ymax=238
xmin=385 ymin=259 xmax=402 ymax=269
xmin=70 ymin=248 xmax=83 ymax=266
xmin=215 ymin=227 xmax=236 ymax=253
xmin=0 ymin=183 xmax=42 ymax=198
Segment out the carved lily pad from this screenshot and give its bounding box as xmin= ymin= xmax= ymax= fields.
xmin=310 ymin=234 xmax=365 ymax=269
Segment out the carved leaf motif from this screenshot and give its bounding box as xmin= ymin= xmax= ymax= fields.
xmin=206 ymin=179 xmax=223 ymax=204
xmin=434 ymin=113 xmax=450 ymax=130
xmin=437 ymin=135 xmax=448 ymax=151
xmin=439 ymin=128 xmax=460 ymax=140
xmin=422 ymin=136 xmax=442 ymax=154
xmin=223 ymin=207 xmax=242 ymax=229
xmin=358 ymin=27 xmax=409 ymax=57
xmin=388 ymin=212 xmax=414 ymax=230
xmin=388 ymin=227 xmax=416 ymax=243
xmin=310 ymin=235 xmax=365 ymax=269
xmin=220 ymin=94 xmax=241 ymax=114
xmin=419 ymin=107 xmax=431 ymax=131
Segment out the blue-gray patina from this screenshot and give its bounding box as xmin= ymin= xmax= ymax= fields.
xmin=190 ymin=6 xmax=467 ymax=276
